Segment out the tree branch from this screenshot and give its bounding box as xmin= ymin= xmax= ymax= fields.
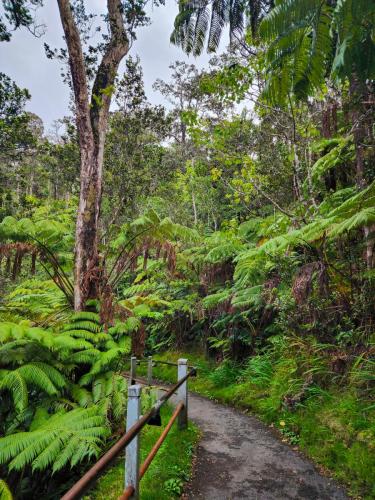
xmin=57 ymin=0 xmax=92 ymax=146
xmin=90 ymin=0 xmax=129 ymax=143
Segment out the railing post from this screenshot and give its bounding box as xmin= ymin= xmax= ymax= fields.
xmin=125 ymin=384 xmax=141 ymax=499
xmin=130 ymin=356 xmax=137 ymax=385
xmin=177 ymin=358 xmax=188 ymax=430
xmin=147 ymin=356 xmax=153 ymax=386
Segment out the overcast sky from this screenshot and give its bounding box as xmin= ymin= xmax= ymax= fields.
xmin=0 ymin=1 xmax=224 ymax=131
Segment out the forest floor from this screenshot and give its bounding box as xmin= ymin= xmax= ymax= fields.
xmin=183 ymin=392 xmax=348 ymax=500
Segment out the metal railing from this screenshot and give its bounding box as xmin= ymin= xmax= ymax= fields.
xmin=61 ymin=358 xmax=196 ymax=500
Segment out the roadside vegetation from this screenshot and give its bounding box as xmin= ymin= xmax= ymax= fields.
xmin=138 ymin=351 xmax=375 ymax=499
xmin=86 ymin=402 xmax=199 ymax=500
xmin=0 ymin=1 xmax=374 ymax=499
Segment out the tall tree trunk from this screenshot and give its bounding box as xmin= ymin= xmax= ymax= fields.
xmin=74 ymin=147 xmax=103 ymax=308
xmin=192 ymin=190 xmax=198 ymax=225
xmin=57 ymin=0 xmax=129 ymax=310
xmin=349 ymin=76 xmax=374 ymax=269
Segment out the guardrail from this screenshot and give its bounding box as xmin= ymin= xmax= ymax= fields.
xmin=61 ymin=358 xmax=196 ymax=500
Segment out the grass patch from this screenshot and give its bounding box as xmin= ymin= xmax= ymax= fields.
xmin=136 ymin=350 xmax=375 ymax=499
xmin=85 ymin=401 xmax=200 ymax=500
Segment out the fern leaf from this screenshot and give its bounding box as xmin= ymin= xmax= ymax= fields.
xmin=62 ymin=329 xmax=97 ymax=342
xmin=70 ymin=384 xmax=93 ymax=408
xmin=0 ymin=479 xmax=13 ymax=500
xmin=202 ymin=289 xmax=231 ymax=309
xmin=69 ymin=349 xmax=101 ymax=365
xmin=63 ymin=321 xmax=102 ymax=334
xmin=18 ymin=364 xmax=59 ymax=395
xmin=0 ymin=370 xmax=28 ymax=413
xmin=232 ymin=285 xmax=263 ymax=309
xmin=328 ymin=207 xmax=375 ymax=237
xmin=53 ymin=336 xmax=93 ymax=351
xmin=0 ymin=407 xmax=109 ymax=472
xmin=69 ymin=312 xmax=100 ymax=323
xmin=30 ymin=362 xmax=67 ymax=390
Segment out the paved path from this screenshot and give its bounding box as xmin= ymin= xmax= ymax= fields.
xmin=185 ymin=393 xmax=348 ymax=500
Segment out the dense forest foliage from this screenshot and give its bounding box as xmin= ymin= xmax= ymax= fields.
xmin=0 ymin=0 xmax=374 ymax=498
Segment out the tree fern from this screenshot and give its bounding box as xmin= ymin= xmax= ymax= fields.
xmin=0 ymin=362 xmax=66 ymax=413
xmin=63 ymin=313 xmax=102 ymax=334
xmin=0 ymin=479 xmax=13 ymax=500
xmin=70 ymin=384 xmax=93 ymax=408
xmin=235 ymin=181 xmax=375 ymax=282
xmin=261 ymin=0 xmax=332 ymax=101
xmin=78 ymin=348 xmax=127 ymax=385
xmin=331 ymin=0 xmax=375 ymax=81
xmin=3 ymin=279 xmax=68 ymax=323
xmin=260 ymin=0 xmax=375 ymax=101
xmin=310 ymin=136 xmax=354 ymax=184
xmin=61 ymin=329 xmax=98 ymax=342
xmin=232 ymin=285 xmax=263 ymax=309
xmin=202 ymin=289 xmax=232 ymax=309
xmin=108 ymin=317 xmax=141 ymax=336
xmin=91 ymin=372 xmax=127 ymax=422
xmin=0 ymin=407 xmax=109 ymax=473
xmin=328 ymin=207 xmax=375 ymax=238
xmin=0 ymin=369 xmax=28 ymax=413
xmin=67 ymin=348 xmax=100 ymax=368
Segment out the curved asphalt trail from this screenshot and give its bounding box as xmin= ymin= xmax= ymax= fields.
xmin=184 ymin=392 xmax=348 ymax=500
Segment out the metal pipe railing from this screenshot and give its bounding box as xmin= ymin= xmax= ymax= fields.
xmin=139 ymin=402 xmax=184 ymax=479
xmin=61 ymin=367 xmax=196 ymax=500
xmin=153 ymin=360 xmax=178 ymax=367
xmin=119 ymin=402 xmax=184 ymax=500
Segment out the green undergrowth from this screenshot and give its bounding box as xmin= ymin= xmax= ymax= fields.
xmin=137 ymin=350 xmax=375 ymax=499
xmin=85 ymin=402 xmax=200 ymax=500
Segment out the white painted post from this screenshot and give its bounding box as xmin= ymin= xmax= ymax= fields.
xmin=125 ymin=384 xmax=141 ymax=499
xmin=130 ymin=356 xmax=137 ymax=385
xmin=147 ymin=356 xmax=153 ymax=386
xmin=177 ymin=358 xmax=188 ymax=430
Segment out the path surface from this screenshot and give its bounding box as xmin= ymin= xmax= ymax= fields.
xmin=185 ymin=392 xmax=348 ymax=500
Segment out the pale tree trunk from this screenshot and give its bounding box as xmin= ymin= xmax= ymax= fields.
xmin=57 ymin=0 xmax=129 ymax=310
xmin=350 ymin=76 xmax=374 ymax=270
xmin=191 ymin=190 xmax=198 ymax=225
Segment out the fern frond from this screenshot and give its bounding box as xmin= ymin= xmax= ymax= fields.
xmin=69 ymin=312 xmax=100 ymax=323
xmin=328 ymin=207 xmax=375 ymax=237
xmin=17 ymin=363 xmax=60 ymax=395
xmin=0 ymin=407 xmax=109 ymax=472
xmin=0 ymin=479 xmax=13 ymax=500
xmin=62 ymin=329 xmax=97 ymax=342
xmin=63 ymin=321 xmax=102 ymax=334
xmin=79 ymin=344 xmax=126 ymax=386
xmin=310 ymin=136 xmax=354 ymax=184
xmin=70 ymin=384 xmax=93 ymax=408
xmin=108 ymin=317 xmax=140 ymax=336
xmin=202 ymin=289 xmax=231 ymax=309
xmin=0 ymin=370 xmax=28 ymax=413
xmin=53 ymin=336 xmax=93 ymax=351
xmin=232 ymin=285 xmax=263 ymax=309
xmin=68 ymin=349 xmax=101 ymax=365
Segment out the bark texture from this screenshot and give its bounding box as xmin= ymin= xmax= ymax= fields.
xmin=57 ymin=0 xmax=129 ymax=310
xmin=349 ymin=76 xmax=374 ymax=270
